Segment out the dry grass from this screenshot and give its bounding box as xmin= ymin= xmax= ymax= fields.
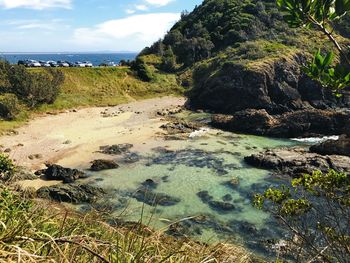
xmin=0 ymin=186 xmax=252 ymax=263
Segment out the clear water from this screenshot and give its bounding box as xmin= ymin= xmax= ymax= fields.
xmin=0 ymin=52 xmax=137 ymax=66
xmin=79 ymin=129 xmax=300 ymax=255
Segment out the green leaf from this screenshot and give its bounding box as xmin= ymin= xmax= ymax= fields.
xmin=322 ymin=52 xmax=334 ymax=68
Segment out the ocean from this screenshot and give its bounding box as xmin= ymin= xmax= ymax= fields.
xmin=0 ymin=52 xmax=138 ymax=66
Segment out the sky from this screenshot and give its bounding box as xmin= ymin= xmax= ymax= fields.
xmin=0 ymin=0 xmax=202 ymax=52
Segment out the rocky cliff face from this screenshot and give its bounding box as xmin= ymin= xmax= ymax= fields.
xmin=189 ymin=52 xmax=349 ymax=115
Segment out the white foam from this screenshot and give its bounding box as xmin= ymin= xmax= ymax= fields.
xmin=189 ymin=128 xmax=210 ymax=138
xmin=291 ymin=135 xmax=339 ymax=143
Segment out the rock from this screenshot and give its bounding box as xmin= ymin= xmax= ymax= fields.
xmin=90 ymin=159 xmax=119 ymax=171
xmin=28 ymin=154 xmax=42 ymax=160
xmin=197 ymin=191 xmax=213 ymax=203
xmin=160 ymin=120 xmax=202 ymax=135
xmin=222 ymin=194 xmax=233 ymax=202
xmin=208 ymin=201 xmax=235 ymax=212
xmin=212 ymin=109 xmax=348 ymax=138
xmin=133 ymin=187 xmax=180 ymax=206
xmin=100 ymin=144 xmax=133 ymax=155
xmin=189 ymin=52 xmax=349 ymax=115
xmin=227 ymin=177 xmax=240 ymax=188
xmin=310 ymin=135 xmax=350 ymax=157
xmin=43 ymin=164 xmax=86 ymax=183
xmin=122 ymin=152 xmax=141 ymax=164
xmin=4 ymin=148 xmax=11 ymax=153
xmin=141 ymin=179 xmax=158 ymax=189
xmin=63 ymin=140 xmax=72 ymax=145
xmin=245 ymin=147 xmax=350 ymax=177
xmin=37 ymin=184 xmax=105 ymax=203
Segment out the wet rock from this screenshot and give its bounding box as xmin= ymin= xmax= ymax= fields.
xmin=222 ymin=194 xmax=233 ymax=202
xmin=43 ymin=164 xmax=86 ymax=183
xmin=227 ymin=177 xmax=240 ymax=188
xmin=197 ymin=191 xmax=213 ymax=203
xmin=28 ymin=154 xmax=42 ymax=160
xmin=212 ymin=109 xmax=348 ymax=138
xmin=245 ymin=147 xmax=350 ymax=177
xmin=37 ymin=184 xmax=106 ymax=203
xmin=133 ymin=187 xmax=180 ymax=206
xmin=166 ymin=221 xmax=202 ymax=237
xmin=310 ymin=135 xmax=350 ymax=157
xmin=90 ymin=159 xmax=119 ymax=171
xmin=121 ymin=152 xmax=142 ymax=164
xmin=100 ymin=144 xmax=133 ymax=155
xmin=208 ymin=201 xmax=235 ymax=212
xmin=141 ymin=179 xmax=158 ymax=189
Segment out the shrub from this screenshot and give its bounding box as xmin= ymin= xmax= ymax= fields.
xmin=0 ymin=93 xmax=20 ymax=120
xmin=131 ymin=57 xmax=154 ymax=82
xmin=0 ymin=153 xmax=15 ymax=181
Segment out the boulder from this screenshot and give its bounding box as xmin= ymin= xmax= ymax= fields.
xmin=244 ymin=147 xmax=350 ymax=177
xmin=212 ymin=109 xmax=348 ymax=138
xmin=44 ymin=164 xmax=85 ymax=183
xmin=208 ymin=201 xmax=235 ymax=212
xmin=100 ymin=144 xmax=133 ymax=155
xmin=90 ymin=159 xmax=119 ymax=171
xmin=37 ymin=184 xmax=106 ymax=203
xmin=310 ymin=135 xmax=350 ymax=157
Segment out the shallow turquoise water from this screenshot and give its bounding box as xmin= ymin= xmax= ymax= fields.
xmin=80 ymin=129 xmax=299 ymax=254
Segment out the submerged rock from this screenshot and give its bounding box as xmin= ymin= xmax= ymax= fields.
xmin=100 ymin=144 xmax=133 ymax=155
xmin=43 ymin=164 xmax=86 ymax=183
xmin=90 ymin=159 xmax=119 ymax=171
xmin=37 ymin=184 xmax=106 ymax=203
xmin=141 ymin=179 xmax=158 ymax=189
xmin=133 ymin=187 xmax=180 ymax=206
xmin=208 ymin=201 xmax=235 ymax=212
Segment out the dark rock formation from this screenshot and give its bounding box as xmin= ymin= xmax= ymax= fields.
xmin=43 ymin=164 xmax=86 ymax=183
xmin=212 ymin=109 xmax=348 ymax=137
xmin=141 ymin=179 xmax=158 ymax=189
xmin=100 ymin=144 xmax=133 ymax=155
xmin=37 ymin=184 xmax=106 ymax=203
xmin=245 ymin=147 xmax=350 ymax=177
xmin=133 ymin=187 xmax=180 ymax=206
xmin=90 ymin=159 xmax=119 ymax=171
xmin=310 ymin=135 xmax=350 ymax=157
xmin=190 ymin=53 xmax=348 ymax=115
xmin=197 ymin=191 xmax=235 ymax=212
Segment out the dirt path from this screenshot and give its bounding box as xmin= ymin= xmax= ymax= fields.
xmin=0 ymin=96 xmax=185 ymax=171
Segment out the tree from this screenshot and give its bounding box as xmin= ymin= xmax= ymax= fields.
xmin=276 ymin=0 xmax=350 ymax=95
xmin=160 ymin=46 xmax=177 ymax=72
xmin=254 ymin=170 xmax=350 ymax=262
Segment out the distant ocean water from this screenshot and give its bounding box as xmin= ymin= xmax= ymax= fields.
xmin=0 ymin=53 xmax=138 ymax=66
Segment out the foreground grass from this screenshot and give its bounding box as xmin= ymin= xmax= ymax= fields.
xmin=0 ymin=67 xmax=183 ymax=134
xmin=0 ymin=186 xmax=252 ymax=263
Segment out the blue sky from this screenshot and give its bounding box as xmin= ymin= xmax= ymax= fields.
xmin=0 ymin=0 xmax=202 ymax=52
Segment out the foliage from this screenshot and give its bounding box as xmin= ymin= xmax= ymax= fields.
xmin=131 ymin=57 xmax=154 ymax=82
xmin=254 ymin=170 xmax=350 ymax=262
xmin=0 ymin=154 xmax=15 ymax=181
xmin=160 ymin=46 xmax=177 ymax=72
xmin=276 ymin=0 xmax=350 ymax=94
xmin=0 ymin=185 xmax=251 ymax=262
xmin=0 ymin=93 xmax=21 ymax=120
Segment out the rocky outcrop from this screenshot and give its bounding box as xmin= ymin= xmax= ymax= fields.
xmin=244 ymin=147 xmax=350 ymax=177
xmin=197 ymin=191 xmax=236 ymax=213
xmin=40 ymin=164 xmax=86 ymax=183
xmin=90 ymin=159 xmax=119 ymax=171
xmin=37 ymin=184 xmax=106 ymax=203
xmin=133 ymin=187 xmax=181 ymax=206
xmin=100 ymin=144 xmax=133 ymax=155
xmin=212 ymin=109 xmax=348 ymax=137
xmin=310 ymin=135 xmax=350 ymax=157
xmin=190 ymin=52 xmax=349 ymax=115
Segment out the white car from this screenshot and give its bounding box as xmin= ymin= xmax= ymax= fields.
xmin=57 ymin=61 xmax=69 ymax=67
xmin=74 ymin=61 xmax=86 ymax=67
xmin=83 ymin=61 xmax=93 ymax=67
xmin=39 ymin=61 xmax=51 ymax=67
xmin=27 ymin=60 xmax=41 ymax=67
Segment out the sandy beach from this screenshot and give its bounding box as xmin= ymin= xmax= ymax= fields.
xmin=0 ymin=96 xmax=185 ymax=174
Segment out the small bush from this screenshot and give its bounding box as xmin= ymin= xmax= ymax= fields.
xmin=0 ymin=153 xmax=15 ymax=181
xmin=0 ymin=93 xmax=20 ymax=120
xmin=131 ymin=57 xmax=154 ymax=82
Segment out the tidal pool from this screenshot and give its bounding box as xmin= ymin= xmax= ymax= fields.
xmin=79 ymin=128 xmax=301 ymax=256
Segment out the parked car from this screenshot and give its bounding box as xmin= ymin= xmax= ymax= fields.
xmin=65 ymin=61 xmax=74 ymax=67
xmin=17 ymin=60 xmax=26 ymax=66
xmin=47 ymin=61 xmax=59 ymax=67
xmin=39 ymin=61 xmax=51 ymax=67
xmin=100 ymin=61 xmax=116 ymax=67
xmin=83 ymin=61 xmax=93 ymax=67
xmin=74 ymin=61 xmax=86 ymax=67
xmin=27 ymin=60 xmax=41 ymax=67
xmin=57 ymin=61 xmax=69 ymax=67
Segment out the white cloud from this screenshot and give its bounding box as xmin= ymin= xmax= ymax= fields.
xmin=4 ymin=19 xmax=70 ymax=30
xmin=145 ymin=0 xmax=174 ymax=7
xmin=135 ymin=4 xmax=148 ymax=11
xmin=0 ymin=0 xmax=72 ymax=9
xmin=125 ymin=9 xmax=136 ymax=14
xmin=71 ymin=13 xmax=180 ymax=51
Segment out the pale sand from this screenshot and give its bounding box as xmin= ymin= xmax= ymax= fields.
xmin=0 ymin=96 xmax=185 ymax=179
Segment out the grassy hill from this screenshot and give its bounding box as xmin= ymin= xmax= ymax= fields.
xmin=0 ymin=67 xmax=182 ymax=134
